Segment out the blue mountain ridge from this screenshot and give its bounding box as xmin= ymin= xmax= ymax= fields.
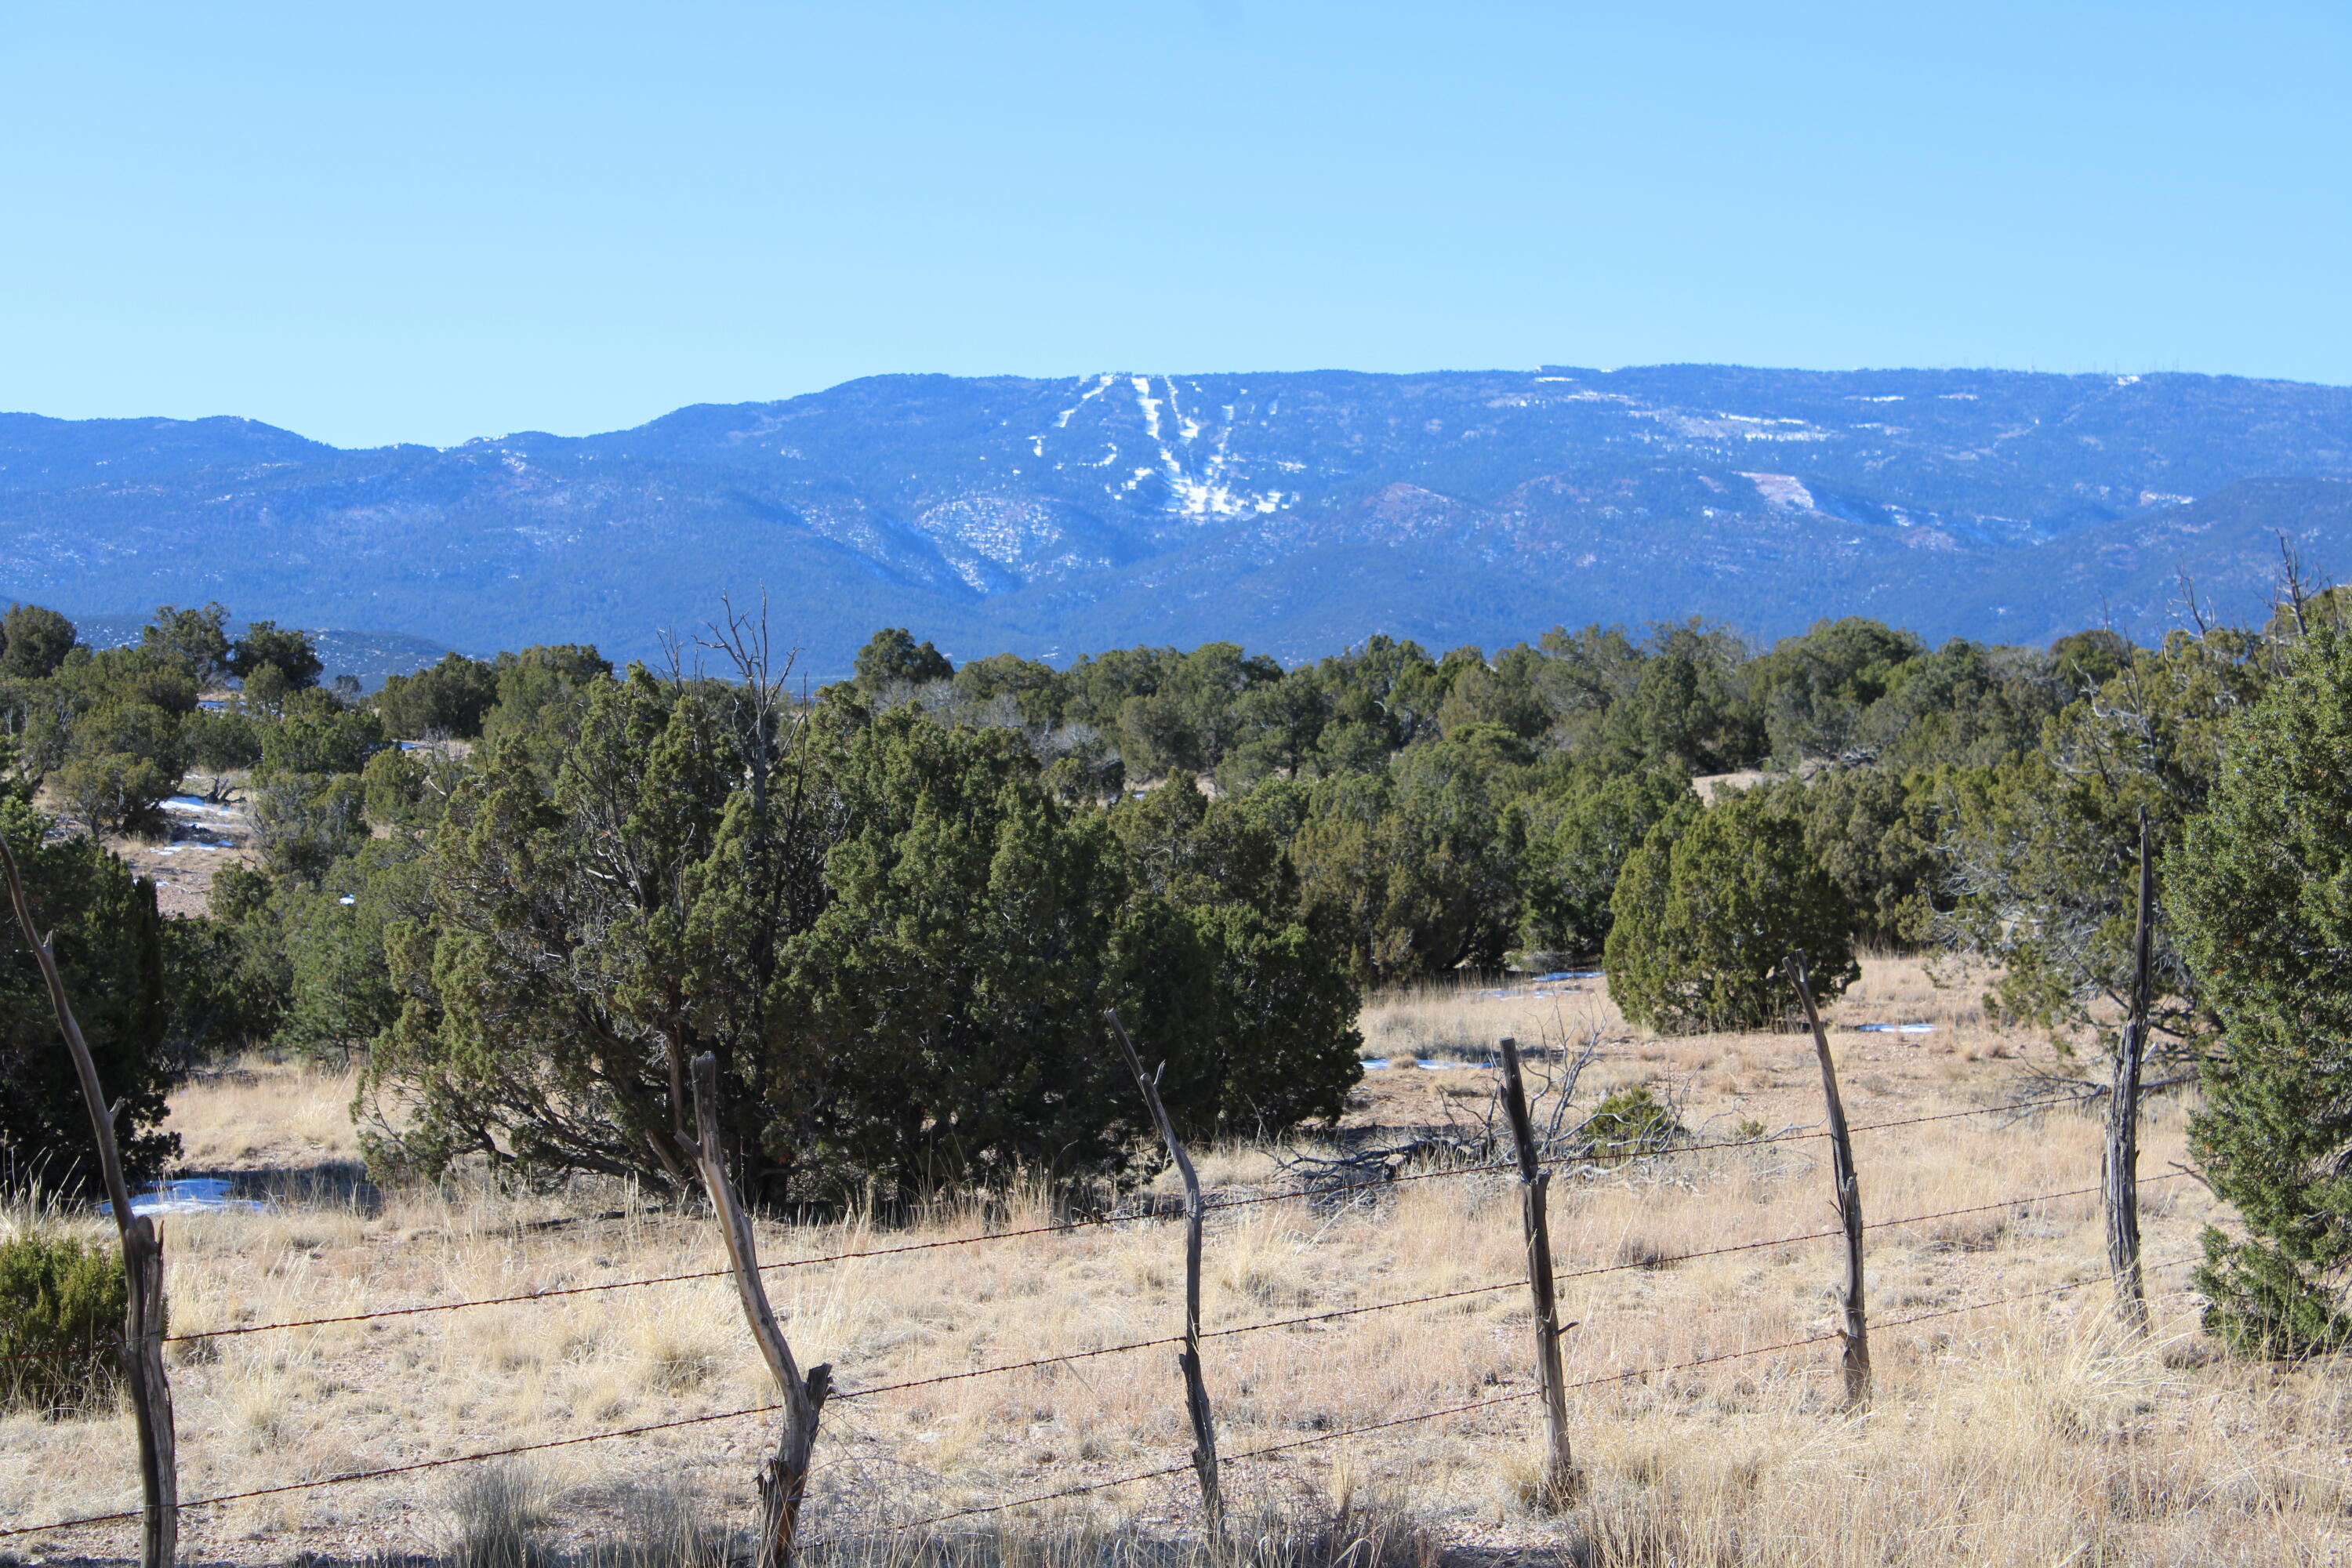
xmin=4 ymin=365 xmax=2349 ymax=677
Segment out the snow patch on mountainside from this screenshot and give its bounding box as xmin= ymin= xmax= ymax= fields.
xmin=1131 ymin=377 xmax=1164 ymax=441
xmin=902 ymin=495 xmax=1141 ymax=594
xmin=1014 ymin=374 xmax=1295 ymax=522
xmin=1034 ymin=374 xmax=1117 ymax=455
xmin=1740 ymin=472 xmax=1817 ymax=510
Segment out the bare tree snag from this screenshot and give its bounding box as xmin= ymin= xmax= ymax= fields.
xmin=0 ymin=834 xmax=176 ymax=1568
xmin=1499 ymin=1037 xmax=1580 ymax=1504
xmin=1105 ymin=1010 xmax=1223 ymax=1534
xmin=1788 ymin=956 xmax=1871 ymax=1409
xmin=680 ymin=1053 xmax=829 ymax=1568
xmin=2106 ymin=808 xmax=2154 ymax=1335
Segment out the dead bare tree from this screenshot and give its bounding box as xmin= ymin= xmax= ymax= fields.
xmin=1279 ymin=1029 xmax=1605 ymax=1195
xmin=695 ymin=592 xmax=816 ymax=1206
xmin=2175 ymin=563 xmax=2213 ymax=640
xmin=2274 ymin=529 xmax=2319 ymax=637
xmin=696 ymin=590 xmax=805 ymax=827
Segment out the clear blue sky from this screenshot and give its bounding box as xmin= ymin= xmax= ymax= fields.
xmin=4 ymin=2 xmax=2347 ymax=449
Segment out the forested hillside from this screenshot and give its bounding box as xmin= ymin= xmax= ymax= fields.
xmin=4 ymin=365 xmax=2349 ymax=673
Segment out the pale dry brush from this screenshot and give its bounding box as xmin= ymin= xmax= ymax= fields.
xmin=1 ymin=960 xmax=2344 ymax=1566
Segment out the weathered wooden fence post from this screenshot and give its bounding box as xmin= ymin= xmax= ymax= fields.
xmin=1105 ymin=1009 xmax=1223 ymax=1534
xmin=2105 ymin=808 xmax=2154 ymax=1335
xmin=0 ymin=834 xmax=176 ymax=1568
xmin=1498 ymin=1037 xmax=1579 ymax=1504
xmin=680 ymin=1053 xmax=829 ymax=1568
xmin=1787 ymin=956 xmax=1871 ymax=1409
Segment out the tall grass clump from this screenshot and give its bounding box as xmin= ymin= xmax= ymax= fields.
xmin=448 ymin=1461 xmax=550 ymax=1568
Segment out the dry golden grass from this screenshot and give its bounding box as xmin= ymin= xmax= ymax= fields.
xmin=81 ymin=779 xmax=260 ymax=920
xmin=4 ymin=957 xmax=2342 ymax=1566
xmin=166 ymin=1058 xmax=365 ymax=1172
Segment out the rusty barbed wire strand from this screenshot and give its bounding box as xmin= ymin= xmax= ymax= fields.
xmin=0 ymin=1165 xmax=2179 ymax=1370
xmin=0 ymin=1265 xmax=2149 ymax=1544
xmin=808 ymin=1273 xmax=2116 ymax=1543
xmin=817 ymin=1174 xmax=2176 ymax=1400
xmin=0 ymin=1398 xmax=792 ymax=1540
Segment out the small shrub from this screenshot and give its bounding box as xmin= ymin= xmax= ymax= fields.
xmin=1581 ymin=1087 xmax=1685 ymax=1157
xmin=0 ymin=1229 xmax=127 ymax=1416
xmin=1614 ymin=1232 xmax=1679 ymax=1271
xmin=450 ymin=1461 xmax=549 ymax=1568
xmin=590 ymin=1483 xmax=735 ymax=1568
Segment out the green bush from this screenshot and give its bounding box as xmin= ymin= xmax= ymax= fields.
xmin=376 ymin=653 xmax=500 ymax=741
xmin=0 ymin=796 xmax=175 ymax=1196
xmin=1580 ymin=1086 xmax=1685 ymax=1156
xmin=2171 ymin=623 xmax=2352 ymax=1355
xmin=0 ymin=604 xmax=78 ymax=680
xmin=228 ymin=620 xmax=323 ymax=691
xmin=259 ymin=703 xmax=385 ymax=779
xmin=54 ymin=700 xmax=186 ymax=836
xmin=1516 ymin=768 xmax=1693 ymax=958
xmin=1604 ymin=789 xmax=1857 ymax=1033
xmin=369 ymin=683 xmax=1363 ymax=1205
xmin=0 ymin=1229 xmax=127 ymax=1415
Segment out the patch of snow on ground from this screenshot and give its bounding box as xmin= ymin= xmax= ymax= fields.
xmin=102 ymin=1178 xmax=268 ymax=1218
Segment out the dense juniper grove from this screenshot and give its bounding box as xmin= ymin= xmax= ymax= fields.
xmin=5 ymin=593 xmax=2350 ymax=1352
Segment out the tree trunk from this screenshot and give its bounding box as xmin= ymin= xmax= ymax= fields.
xmin=1106 ymin=1010 xmax=1224 ymax=1534
xmin=681 ymin=1054 xmax=828 ymax=1568
xmin=1499 ymin=1036 xmax=1580 ymax=1504
xmin=2106 ymin=808 xmax=2154 ymax=1334
xmin=1788 ymin=954 xmax=1871 ymax=1410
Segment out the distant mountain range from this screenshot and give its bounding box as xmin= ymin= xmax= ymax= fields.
xmin=5 ymin=365 xmax=2350 ymax=678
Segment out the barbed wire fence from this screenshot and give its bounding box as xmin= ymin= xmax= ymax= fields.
xmin=5 ymin=1067 xmax=2196 ymax=1553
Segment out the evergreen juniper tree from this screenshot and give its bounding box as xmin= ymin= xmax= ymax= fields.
xmin=1604 ymin=787 xmax=1856 ymax=1033
xmin=2170 ymin=622 xmax=2352 ymax=1355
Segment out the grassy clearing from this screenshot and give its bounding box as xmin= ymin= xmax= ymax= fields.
xmin=3 ymin=957 xmax=2342 ymax=1566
